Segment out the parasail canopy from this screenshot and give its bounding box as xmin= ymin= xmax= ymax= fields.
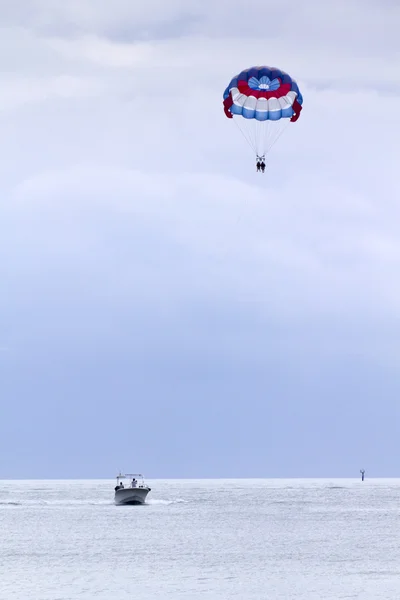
xmin=223 ymin=65 xmax=304 ymax=160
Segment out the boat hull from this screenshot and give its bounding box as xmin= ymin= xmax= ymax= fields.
xmin=114 ymin=487 xmax=150 ymax=505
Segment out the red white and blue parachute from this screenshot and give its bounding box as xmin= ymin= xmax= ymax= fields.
xmin=223 ymin=65 xmax=303 ymax=161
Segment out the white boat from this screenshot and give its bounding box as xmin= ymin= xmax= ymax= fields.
xmin=114 ymin=473 xmax=151 ymax=505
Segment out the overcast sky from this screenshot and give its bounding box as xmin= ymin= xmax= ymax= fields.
xmin=1 ymin=0 xmax=400 ymax=479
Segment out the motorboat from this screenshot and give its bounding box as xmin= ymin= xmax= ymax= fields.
xmin=114 ymin=473 xmax=151 ymax=505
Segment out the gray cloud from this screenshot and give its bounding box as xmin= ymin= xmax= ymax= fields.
xmin=2 ymin=0 xmax=399 ymax=52
xmin=1 ymin=0 xmax=399 ymax=477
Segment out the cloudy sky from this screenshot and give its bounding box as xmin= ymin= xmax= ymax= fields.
xmin=1 ymin=0 xmax=400 ymax=479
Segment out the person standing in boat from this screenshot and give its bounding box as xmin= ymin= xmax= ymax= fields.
xmin=131 ymin=478 xmax=137 ymax=488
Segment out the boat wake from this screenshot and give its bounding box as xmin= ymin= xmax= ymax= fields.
xmin=147 ymin=498 xmax=188 ymax=506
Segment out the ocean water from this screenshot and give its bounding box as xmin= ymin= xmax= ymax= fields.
xmin=1 ymin=478 xmax=400 ymax=599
